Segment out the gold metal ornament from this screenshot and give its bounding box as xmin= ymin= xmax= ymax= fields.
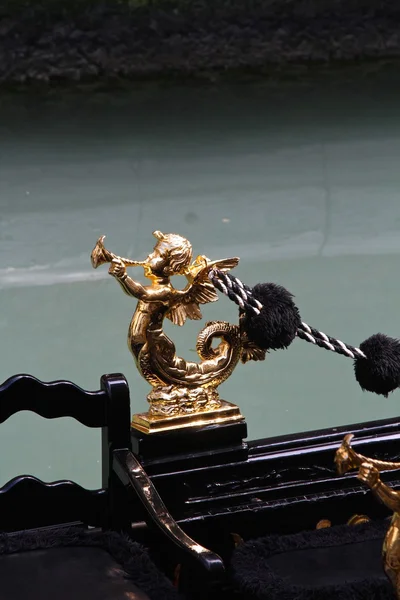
xmin=335 ymin=434 xmax=400 ymax=598
xmin=346 ymin=514 xmax=371 ymax=526
xmin=315 ymin=515 xmax=371 ymax=530
xmin=91 ymin=231 xmax=266 ymax=433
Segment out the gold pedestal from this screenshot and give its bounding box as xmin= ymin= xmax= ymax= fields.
xmin=131 ymin=400 xmax=244 ymax=434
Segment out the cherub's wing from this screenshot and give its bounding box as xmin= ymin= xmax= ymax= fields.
xmin=166 ymin=256 xmax=239 ymax=326
xmin=166 ymin=301 xmax=203 ymax=327
xmin=166 ymin=277 xmax=218 ymax=327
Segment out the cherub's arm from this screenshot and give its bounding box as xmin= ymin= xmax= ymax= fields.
xmin=357 ymin=455 xmax=400 ymax=472
xmin=358 ymin=462 xmax=400 ymax=513
xmin=118 ymin=274 xmax=147 ymax=299
xmin=109 ymin=259 xmax=170 ymax=301
xmin=371 ymin=481 xmax=400 ymax=513
xmin=341 ymin=436 xmax=400 ymax=473
xmin=109 ymin=258 xmax=148 ymax=300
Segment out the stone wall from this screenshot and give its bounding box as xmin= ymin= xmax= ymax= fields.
xmin=1 ymin=0 xmax=400 ymax=84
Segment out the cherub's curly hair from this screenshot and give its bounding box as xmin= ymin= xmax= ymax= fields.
xmin=152 ymin=231 xmax=193 ymax=275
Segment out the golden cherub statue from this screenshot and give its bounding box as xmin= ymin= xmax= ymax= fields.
xmin=335 ymin=434 xmax=400 ymax=597
xmin=91 ymin=231 xmax=265 ymax=428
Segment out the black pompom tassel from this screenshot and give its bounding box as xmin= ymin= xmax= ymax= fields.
xmin=354 ymin=333 xmax=400 ymax=397
xmin=242 ymin=283 xmax=302 ymax=351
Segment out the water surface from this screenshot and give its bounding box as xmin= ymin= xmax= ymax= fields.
xmin=1 ymin=68 xmax=400 ymax=487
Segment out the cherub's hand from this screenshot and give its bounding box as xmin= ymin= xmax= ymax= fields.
xmin=357 ymin=462 xmax=380 ymax=490
xmin=109 ymin=258 xmax=126 ymax=279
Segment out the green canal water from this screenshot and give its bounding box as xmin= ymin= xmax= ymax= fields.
xmin=1 ymin=66 xmax=400 ymax=488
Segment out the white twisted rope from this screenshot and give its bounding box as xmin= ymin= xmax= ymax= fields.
xmin=209 ymin=269 xmax=367 ymax=360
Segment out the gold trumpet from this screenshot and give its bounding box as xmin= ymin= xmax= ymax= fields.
xmin=91 ymin=235 xmax=145 ymax=269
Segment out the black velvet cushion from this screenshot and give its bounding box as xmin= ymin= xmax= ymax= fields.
xmin=231 ymin=519 xmax=395 ymax=600
xmin=0 ymin=526 xmax=182 ymax=600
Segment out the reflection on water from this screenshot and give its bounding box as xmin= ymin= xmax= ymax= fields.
xmin=1 ymin=67 xmax=400 ymax=487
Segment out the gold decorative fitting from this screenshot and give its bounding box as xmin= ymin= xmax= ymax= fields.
xmin=335 ymin=434 xmax=400 ymax=599
xmin=91 ymin=231 xmax=266 ymax=433
xmin=316 ymin=519 xmax=332 ymax=529
xmin=315 ymin=515 xmax=371 ymax=530
xmin=346 ymin=514 xmax=371 ymax=526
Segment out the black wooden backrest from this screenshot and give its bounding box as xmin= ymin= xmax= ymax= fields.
xmin=0 ymin=373 xmax=131 ymax=532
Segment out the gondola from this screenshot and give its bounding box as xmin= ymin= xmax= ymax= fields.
xmin=1 ymin=230 xmax=399 ymax=600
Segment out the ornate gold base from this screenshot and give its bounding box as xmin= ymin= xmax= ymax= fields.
xmin=131 ymin=400 xmax=244 ymax=434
